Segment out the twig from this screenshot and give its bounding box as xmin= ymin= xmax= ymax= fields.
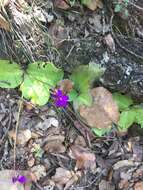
xmin=13 ymin=97 xmax=23 ymax=172
xmin=129 ymin=2 xmax=143 ymax=11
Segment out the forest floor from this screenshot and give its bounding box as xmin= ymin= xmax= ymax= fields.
xmin=0 ymin=0 xmax=143 ymax=190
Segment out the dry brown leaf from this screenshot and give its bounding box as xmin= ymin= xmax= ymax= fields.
xmin=44 ymin=134 xmax=66 ymax=153
xmin=8 ymin=129 xmax=32 ymax=145
xmin=54 ymin=0 xmax=70 ymax=10
xmin=0 ymin=13 xmax=10 ymax=31
xmin=79 ymin=87 xmax=119 ymax=129
xmin=85 ymin=0 xmax=103 ymax=11
xmin=48 ymin=23 xmax=68 ymax=47
xmin=134 ymin=181 xmax=143 ymax=190
xmin=52 ymin=167 xmax=81 ymax=190
xmin=0 ymin=170 xmax=32 ymax=190
xmin=58 ymin=79 xmax=73 ymax=94
xmin=70 ymin=145 xmax=96 ymax=171
xmin=74 ymin=135 xmax=87 ymax=147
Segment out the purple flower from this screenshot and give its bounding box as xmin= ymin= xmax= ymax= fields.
xmin=52 ymin=89 xmax=69 ymax=108
xmin=12 ymin=175 xmax=27 ymax=184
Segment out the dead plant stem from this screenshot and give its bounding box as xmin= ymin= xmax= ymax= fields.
xmin=13 ymin=97 xmax=23 ymax=172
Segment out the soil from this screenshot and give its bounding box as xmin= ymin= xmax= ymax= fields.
xmin=0 ymin=0 xmax=143 ymax=190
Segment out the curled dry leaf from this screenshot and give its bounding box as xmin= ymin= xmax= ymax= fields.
xmin=79 ymin=87 xmax=119 ymax=129
xmin=52 ymin=167 xmax=81 ymax=190
xmin=58 ymin=79 xmax=73 ymax=94
xmin=44 ymin=134 xmax=66 ymax=153
xmin=70 ymin=145 xmax=96 ymax=171
xmin=0 ymin=170 xmax=32 ymax=190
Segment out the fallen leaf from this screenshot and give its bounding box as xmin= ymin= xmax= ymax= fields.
xmin=82 ymin=0 xmax=103 ymax=11
xmin=44 ymin=134 xmax=66 ymax=153
xmin=113 ymin=160 xmax=134 ymax=170
xmin=0 ymin=13 xmax=10 ymax=31
xmin=70 ymin=145 xmax=96 ymax=171
xmin=79 ymin=87 xmax=119 ymax=129
xmin=0 ymin=0 xmax=9 ymax=7
xmin=104 ymin=34 xmax=115 ymax=53
xmin=58 ymin=79 xmax=73 ymax=94
xmin=48 ymin=23 xmax=68 ymax=47
xmin=134 ymin=181 xmax=143 ymax=190
xmin=9 ymin=129 xmax=32 ymax=145
xmin=51 ymin=167 xmax=81 ymax=190
xmin=74 ymin=135 xmax=87 ymax=147
xmin=31 ymin=165 xmax=46 ymax=180
xmin=0 ymin=170 xmax=32 ymax=190
xmin=54 ymin=0 xmax=70 ymax=10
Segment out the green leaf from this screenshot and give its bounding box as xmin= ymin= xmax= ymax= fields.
xmin=92 ymin=127 xmax=111 ymax=137
xmin=0 ymin=59 xmax=23 ymax=88
xmin=70 ymin=63 xmax=104 ymax=106
xmin=20 ymin=62 xmax=63 ymax=106
xmin=26 ymin=61 xmax=63 ymax=87
xmin=76 ymin=92 xmax=92 ymax=106
xmin=133 ymin=107 xmax=143 ymax=128
xmin=118 ymin=110 xmax=136 ymax=131
xmin=20 ymin=74 xmax=50 ymax=106
xmin=68 ymin=89 xmax=78 ymax=102
xmin=113 ymin=92 xmax=133 ymax=111
xmin=80 ymin=0 xmax=91 ymax=6
xmin=114 ymin=4 xmax=122 ymax=12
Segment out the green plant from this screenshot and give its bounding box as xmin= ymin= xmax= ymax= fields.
xmin=0 ymin=60 xmax=63 ymax=106
xmin=113 ymin=92 xmax=143 ymax=132
xmin=114 ymin=0 xmax=129 ymax=17
xmin=0 ymin=60 xmax=104 ymax=107
xmin=69 ymin=63 xmax=105 ymax=106
xmin=32 ymin=144 xmax=44 ymax=158
xmin=0 ymin=60 xmax=23 ymax=88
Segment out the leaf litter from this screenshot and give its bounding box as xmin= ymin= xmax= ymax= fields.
xmin=0 ymin=0 xmax=143 ymax=190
